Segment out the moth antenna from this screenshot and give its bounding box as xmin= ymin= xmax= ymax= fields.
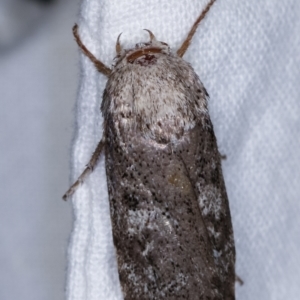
xmin=72 ymin=24 xmax=111 ymax=77
xmin=177 ymin=0 xmax=216 ymax=57
xmin=143 ymin=29 xmax=156 ymax=42
xmin=116 ymin=33 xmax=123 ymax=54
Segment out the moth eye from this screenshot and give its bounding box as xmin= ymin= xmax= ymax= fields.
xmin=160 ymin=42 xmax=168 ymax=46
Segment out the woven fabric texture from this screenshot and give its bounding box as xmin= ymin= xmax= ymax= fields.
xmin=66 ymin=0 xmax=300 ymax=299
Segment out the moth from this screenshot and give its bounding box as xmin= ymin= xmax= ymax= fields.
xmin=64 ymin=0 xmax=236 ymax=299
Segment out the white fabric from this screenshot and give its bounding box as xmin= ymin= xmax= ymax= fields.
xmin=66 ymin=0 xmax=300 ymax=299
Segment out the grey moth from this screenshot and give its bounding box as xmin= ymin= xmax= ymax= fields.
xmin=64 ymin=0 xmax=236 ymax=299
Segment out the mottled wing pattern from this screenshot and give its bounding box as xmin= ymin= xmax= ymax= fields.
xmin=104 ymin=115 xmax=235 ymax=300
xmin=105 ymin=123 xmax=212 ymax=299
xmin=177 ymin=122 xmax=236 ymax=300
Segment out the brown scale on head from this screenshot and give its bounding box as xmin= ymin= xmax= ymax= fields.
xmin=115 ymin=29 xmax=163 ymax=65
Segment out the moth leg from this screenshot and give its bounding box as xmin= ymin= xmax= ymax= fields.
xmin=235 ymin=274 xmax=244 ymax=285
xmin=177 ymin=0 xmax=216 ymax=57
xmin=63 ymin=139 xmax=105 ymax=200
xmin=220 ymin=154 xmax=227 ymax=160
xmin=73 ymin=24 xmax=112 ymax=77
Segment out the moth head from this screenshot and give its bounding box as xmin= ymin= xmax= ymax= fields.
xmin=112 ymin=30 xmax=170 ymax=68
